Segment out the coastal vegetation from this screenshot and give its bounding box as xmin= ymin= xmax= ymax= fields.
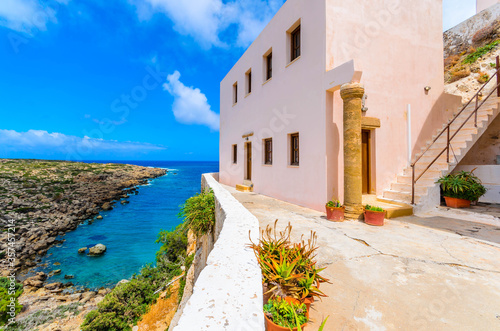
xmin=0 ymin=277 xmax=23 ymax=326
xmin=81 ymin=189 xmax=215 ymax=330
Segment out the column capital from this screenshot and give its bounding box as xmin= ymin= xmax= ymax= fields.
xmin=340 ymin=83 xmax=365 ymax=100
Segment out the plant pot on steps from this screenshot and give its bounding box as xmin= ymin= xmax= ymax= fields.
xmin=326 ymin=205 xmax=345 ymax=222
xmin=363 ymin=209 xmax=385 ymax=226
xmin=264 ymin=314 xmax=307 ymax=331
xmin=444 ymin=196 xmax=471 ymax=208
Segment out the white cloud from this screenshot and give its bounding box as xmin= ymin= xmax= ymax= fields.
xmin=163 ymin=71 xmax=219 ymax=131
xmin=130 ymin=0 xmax=284 ymax=48
xmin=0 ymin=0 xmax=68 ymax=33
xmin=0 ymin=129 xmax=165 ymax=155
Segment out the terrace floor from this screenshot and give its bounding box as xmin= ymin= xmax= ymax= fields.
xmin=224 ymin=185 xmax=500 ymax=331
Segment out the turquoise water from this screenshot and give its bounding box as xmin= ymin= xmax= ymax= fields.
xmin=36 ymin=161 xmax=219 ymax=289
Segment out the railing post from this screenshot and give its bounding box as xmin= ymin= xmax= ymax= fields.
xmin=411 ymin=165 xmax=415 ymax=205
xmin=446 ymin=126 xmax=450 ymax=163
xmin=497 ymin=56 xmax=500 ymax=97
xmin=475 ymin=95 xmax=478 ymax=128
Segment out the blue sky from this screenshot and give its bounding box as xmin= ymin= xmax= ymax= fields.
xmin=0 ymin=0 xmax=476 ymax=161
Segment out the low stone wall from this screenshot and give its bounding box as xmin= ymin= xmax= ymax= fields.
xmin=171 ymin=173 xmax=265 ymax=330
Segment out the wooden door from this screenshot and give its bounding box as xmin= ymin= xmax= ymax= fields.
xmin=362 ymin=130 xmax=370 ymax=194
xmin=246 ymin=142 xmax=252 ymax=180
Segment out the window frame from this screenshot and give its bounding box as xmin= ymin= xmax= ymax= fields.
xmin=233 ymin=82 xmax=238 ymax=105
xmin=264 ymin=138 xmax=273 ymax=165
xmin=232 ymin=144 xmax=237 ymax=164
xmin=246 ymin=69 xmax=252 ymax=95
xmin=266 ymin=52 xmax=273 ymax=80
xmin=290 ymin=133 xmax=299 ymax=166
xmin=291 ymin=25 xmax=301 ymax=61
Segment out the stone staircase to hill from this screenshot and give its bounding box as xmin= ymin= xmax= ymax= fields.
xmin=382 ymin=96 xmax=500 ymax=205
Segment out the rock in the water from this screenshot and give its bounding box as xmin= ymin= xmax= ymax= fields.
xmin=116 ymin=279 xmax=129 ymax=287
xmin=102 ymin=202 xmax=112 ymax=211
xmin=88 ymin=244 xmax=107 ymax=256
xmin=96 ymin=215 xmax=103 ymax=220
xmin=78 ymin=247 xmax=87 ymax=254
xmin=53 ymin=269 xmax=61 ymax=275
xmin=64 ymin=275 xmax=74 ymax=279
xmin=120 ymin=200 xmax=129 ymax=204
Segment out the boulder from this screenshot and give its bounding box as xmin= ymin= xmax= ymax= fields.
xmin=78 ymin=247 xmax=87 ymax=254
xmin=88 ymin=244 xmax=106 ymax=256
xmin=64 ymin=275 xmax=74 ymax=279
xmin=116 ymin=279 xmax=129 ymax=287
xmin=96 ymin=215 xmax=103 ymax=220
xmin=101 ymin=202 xmax=112 ymax=211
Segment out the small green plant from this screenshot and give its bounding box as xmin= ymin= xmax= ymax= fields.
xmin=463 ymin=40 xmax=500 ymax=64
xmin=326 ymin=200 xmax=342 ymax=208
xmin=490 ymin=62 xmax=497 ymax=68
xmin=0 ymin=277 xmax=23 ymax=326
xmin=364 ymin=205 xmax=384 ymax=212
xmin=178 ymin=189 xmax=215 ymax=236
xmin=264 ymin=298 xmax=307 ymax=328
xmin=437 ymin=170 xmax=487 ymax=201
xmin=477 ymin=72 xmax=490 ymax=84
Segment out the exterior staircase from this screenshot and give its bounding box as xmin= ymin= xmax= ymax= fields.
xmin=383 ymin=96 xmax=500 ymax=205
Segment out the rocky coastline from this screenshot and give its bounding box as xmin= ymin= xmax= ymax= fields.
xmin=0 ymin=159 xmax=166 ymax=329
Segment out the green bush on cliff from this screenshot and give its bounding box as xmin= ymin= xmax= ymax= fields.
xmin=0 ymin=277 xmax=23 ymax=326
xmin=178 ymin=189 xmax=215 ymax=236
xmin=82 ymin=225 xmax=189 ymax=331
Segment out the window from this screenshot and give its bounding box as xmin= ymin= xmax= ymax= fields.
xmin=264 ymin=138 xmax=272 ymax=165
xmin=291 ymin=25 xmax=301 ymax=61
xmin=232 ymin=144 xmax=237 ymax=164
xmin=290 ymin=133 xmax=299 ymax=166
xmin=246 ymin=69 xmax=252 ymax=94
xmin=233 ymin=82 xmax=238 ymax=104
xmin=266 ymin=52 xmax=272 ymax=80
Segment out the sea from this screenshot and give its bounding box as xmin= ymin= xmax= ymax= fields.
xmin=34 ymin=161 xmax=219 ymax=289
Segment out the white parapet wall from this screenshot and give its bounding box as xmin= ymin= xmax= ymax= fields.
xmin=172 ymin=173 xmax=265 ymax=331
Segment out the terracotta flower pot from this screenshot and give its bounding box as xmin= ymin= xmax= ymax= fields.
xmin=326 ymin=205 xmax=345 ymax=222
xmin=444 ymin=196 xmax=471 ymax=208
xmin=303 ymin=296 xmax=314 ymax=312
xmin=264 ymin=314 xmax=307 ymax=331
xmin=363 ymin=209 xmax=385 ymax=226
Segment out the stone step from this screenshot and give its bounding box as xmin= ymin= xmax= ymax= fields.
xmin=236 ymin=184 xmax=253 ymax=192
xmin=403 ymin=167 xmax=444 ymax=178
xmin=391 ymin=182 xmax=430 ymax=195
xmin=397 ymin=175 xmax=437 ymax=186
xmin=383 ymin=190 xmax=416 ymax=204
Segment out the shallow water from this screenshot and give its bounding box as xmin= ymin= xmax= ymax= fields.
xmin=36 ymin=161 xmax=219 ymax=289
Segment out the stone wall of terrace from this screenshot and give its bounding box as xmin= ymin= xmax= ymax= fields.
xmin=170 ymin=173 xmax=265 ymax=330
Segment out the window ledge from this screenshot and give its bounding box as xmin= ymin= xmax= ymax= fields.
xmin=286 ymin=56 xmax=301 ymax=68
xmin=287 ymin=165 xmax=300 ymax=168
xmin=262 ymin=77 xmax=272 ymax=86
xmin=245 ymin=92 xmax=252 ymax=98
xmin=232 ymin=102 xmax=238 ymax=107
xmin=262 ymin=164 xmax=272 ymax=167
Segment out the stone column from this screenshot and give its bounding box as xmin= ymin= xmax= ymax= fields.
xmin=340 ymin=83 xmax=364 ymax=220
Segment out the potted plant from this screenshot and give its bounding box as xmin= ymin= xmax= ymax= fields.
xmin=264 ymin=298 xmax=308 ymax=331
xmin=250 ymin=221 xmax=329 ymax=315
xmin=363 ymin=205 xmax=385 ymax=226
xmin=437 ymin=170 xmax=487 ymax=208
xmin=326 ymin=200 xmax=345 ymax=222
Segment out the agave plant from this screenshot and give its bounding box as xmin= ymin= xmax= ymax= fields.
xmin=249 ymin=220 xmax=329 ymax=301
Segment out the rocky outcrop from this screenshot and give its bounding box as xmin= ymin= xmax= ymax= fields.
xmin=88 ymin=244 xmax=106 ymax=256
xmin=0 ymin=159 xmax=166 ymax=274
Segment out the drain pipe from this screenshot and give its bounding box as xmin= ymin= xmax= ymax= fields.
xmin=407 ymin=104 xmax=412 ymax=165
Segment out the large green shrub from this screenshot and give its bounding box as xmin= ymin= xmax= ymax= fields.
xmin=437 ymin=170 xmax=487 ymax=201
xmin=178 ymin=189 xmax=215 ymax=236
xmin=0 ymin=277 xmax=23 ymax=326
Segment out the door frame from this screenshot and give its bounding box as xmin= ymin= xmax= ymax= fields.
xmin=362 ymin=129 xmax=374 ymax=194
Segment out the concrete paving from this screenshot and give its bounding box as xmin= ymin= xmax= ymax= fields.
xmin=224 ymin=185 xmax=500 ymax=331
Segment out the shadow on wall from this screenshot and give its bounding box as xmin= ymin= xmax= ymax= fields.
xmin=411 ymin=92 xmax=463 ymax=162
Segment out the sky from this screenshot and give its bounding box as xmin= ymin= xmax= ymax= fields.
xmin=0 ymin=0 xmax=476 ymax=161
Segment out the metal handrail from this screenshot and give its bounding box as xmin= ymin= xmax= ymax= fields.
xmin=411 ymin=55 xmax=500 ymax=204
